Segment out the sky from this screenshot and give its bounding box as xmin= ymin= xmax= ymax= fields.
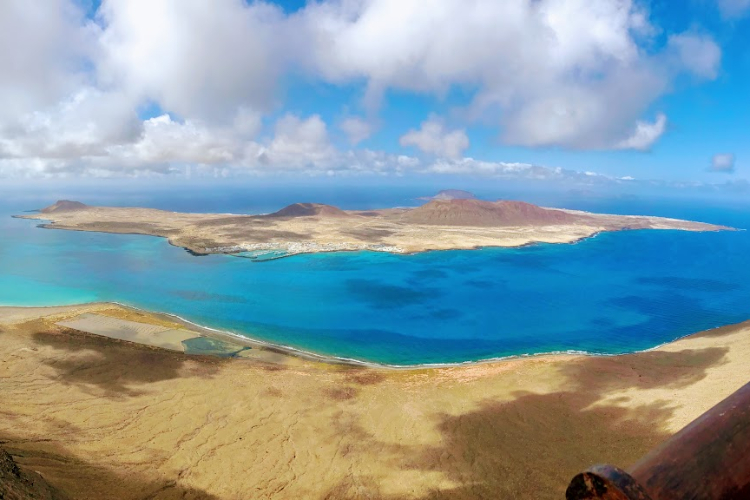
xmin=0 ymin=0 xmax=748 ymax=195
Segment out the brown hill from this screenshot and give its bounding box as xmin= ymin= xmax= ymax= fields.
xmin=40 ymin=200 xmax=88 ymax=214
xmin=0 ymin=447 xmax=64 ymax=499
xmin=403 ymin=199 xmax=584 ymax=227
xmin=267 ymin=203 xmax=349 ymax=218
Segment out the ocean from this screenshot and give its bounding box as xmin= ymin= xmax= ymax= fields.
xmin=1 ymin=184 xmax=749 ymax=366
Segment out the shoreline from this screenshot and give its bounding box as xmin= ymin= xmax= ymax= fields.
xmin=13 ymin=200 xmax=734 ymax=259
xmin=1 ymin=300 xmax=742 ymax=370
xmin=7 ymin=213 xmax=744 ymax=370
xmin=18 ymin=215 xmax=596 ymax=259
xmin=11 ymin=213 xmax=725 ymax=263
xmin=5 ymin=293 xmax=750 ymax=498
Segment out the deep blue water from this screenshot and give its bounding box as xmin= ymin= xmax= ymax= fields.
xmin=1 ymin=187 xmax=749 ymax=365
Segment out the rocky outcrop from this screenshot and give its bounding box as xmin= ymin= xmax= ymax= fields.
xmin=0 ymin=447 xmax=64 ymax=499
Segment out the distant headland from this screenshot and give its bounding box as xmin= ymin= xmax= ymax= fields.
xmin=417 ymin=189 xmax=477 ymax=201
xmin=16 ymin=192 xmax=732 ymax=259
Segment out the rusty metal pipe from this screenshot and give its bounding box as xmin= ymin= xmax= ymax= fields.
xmin=566 ymin=380 xmax=750 ymax=499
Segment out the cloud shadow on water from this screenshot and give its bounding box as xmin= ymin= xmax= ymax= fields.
xmin=406 ymin=268 xmax=449 ymax=286
xmin=346 ymin=279 xmax=438 ymax=309
xmin=605 ymin=292 xmax=747 ymax=346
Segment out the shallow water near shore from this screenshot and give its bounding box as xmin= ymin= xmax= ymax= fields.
xmin=1 ymin=189 xmax=750 ymax=365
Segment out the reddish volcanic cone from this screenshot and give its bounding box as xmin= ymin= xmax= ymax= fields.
xmin=403 ymin=199 xmax=584 ymax=227
xmin=40 ymin=200 xmax=88 ymax=214
xmin=267 ymin=203 xmax=349 ymax=218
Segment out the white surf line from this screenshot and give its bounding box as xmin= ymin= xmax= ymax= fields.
xmin=1 ymin=300 xmax=739 ymax=370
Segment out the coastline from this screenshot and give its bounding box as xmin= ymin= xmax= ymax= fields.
xmin=20 ymin=215 xmax=595 ymax=260
xmin=4 ymin=297 xmax=750 ymax=499
xmin=20 ymin=215 xmax=598 ymax=259
xmin=14 ymin=200 xmax=733 ymax=259
xmin=11 ymin=212 xmax=733 ymax=263
xmin=7 ymin=211 xmax=745 ymax=368
xmin=1 ymin=300 xmax=743 ymax=370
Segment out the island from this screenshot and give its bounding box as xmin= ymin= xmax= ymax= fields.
xmin=417 ymin=188 xmax=478 ymax=200
xmin=18 ymin=196 xmax=731 ymax=259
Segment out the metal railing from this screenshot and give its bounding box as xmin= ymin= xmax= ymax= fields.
xmin=566 ymin=381 xmax=750 ymax=499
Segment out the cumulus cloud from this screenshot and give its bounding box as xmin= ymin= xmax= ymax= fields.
xmin=400 ymin=116 xmax=469 ymax=159
xmin=298 ymin=0 xmax=719 ymax=150
xmin=717 ymin=0 xmax=750 ymax=18
xmin=711 ymin=153 xmax=735 ymax=173
xmin=102 ymin=113 xmax=335 ymax=172
xmin=423 ymin=159 xmax=534 ymax=177
xmin=340 ymin=117 xmax=374 ymax=145
xmin=112 ymin=115 xmax=239 ymax=165
xmin=0 ymin=88 xmax=142 ymax=160
xmin=96 ymin=0 xmax=290 ymax=123
xmin=668 ymin=33 xmax=722 ymax=79
xmin=0 ymin=1 xmax=98 ymax=121
xmin=253 ymin=114 xmax=336 ymax=170
xmin=616 ymin=113 xmax=667 ymax=151
xmin=0 ymin=107 xmax=608 ymax=183
xmin=0 ymin=0 xmax=728 ymax=178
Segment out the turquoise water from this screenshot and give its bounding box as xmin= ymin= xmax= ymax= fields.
xmin=1 ymin=191 xmax=749 ymax=365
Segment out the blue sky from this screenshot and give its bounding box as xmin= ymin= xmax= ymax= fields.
xmin=271 ymin=0 xmax=750 ymax=183
xmin=0 ymin=0 xmax=748 ymax=194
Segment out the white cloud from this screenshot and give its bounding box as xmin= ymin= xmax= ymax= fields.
xmin=668 ymin=33 xmax=722 ymax=79
xmin=499 ymin=68 xmax=666 ymax=149
xmin=717 ymin=0 xmax=750 ymax=18
xmin=0 ymin=107 xmax=607 ymax=183
xmin=340 ymin=117 xmax=374 ymax=145
xmin=711 ymin=153 xmax=735 ymax=173
xmin=419 ymin=157 xmax=617 ymax=183
xmin=113 ymin=115 xmax=239 ymax=165
xmin=424 ymin=158 xmax=533 ymax=176
xmin=0 ymin=1 xmax=97 ymax=122
xmin=301 ymin=0 xmax=645 ymax=93
xmin=253 ymin=114 xmax=337 ymax=170
xmin=400 ymin=116 xmax=469 ymax=159
xmin=96 ymin=0 xmax=290 ymax=123
xmin=299 ymin=0 xmax=719 ymax=150
xmin=0 ymin=0 xmax=729 ymax=177
xmin=0 ymin=88 xmax=142 ymax=160
xmin=106 ymin=113 xmax=334 ymax=172
xmin=616 ymin=113 xmax=667 ymax=151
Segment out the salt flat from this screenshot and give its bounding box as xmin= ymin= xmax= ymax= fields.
xmin=57 ymin=313 xmax=198 ymax=352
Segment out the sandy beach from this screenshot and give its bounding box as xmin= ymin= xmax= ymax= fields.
xmin=2 ymin=303 xmax=749 ymax=499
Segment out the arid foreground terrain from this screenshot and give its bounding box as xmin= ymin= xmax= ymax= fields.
xmin=18 ymin=198 xmax=730 ymax=257
xmin=2 ymin=304 xmax=749 ymax=499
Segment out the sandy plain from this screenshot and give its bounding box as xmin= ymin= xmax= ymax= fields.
xmin=2 ymin=303 xmax=749 ymax=499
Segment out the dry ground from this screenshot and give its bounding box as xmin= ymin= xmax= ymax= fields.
xmin=19 ymin=203 xmax=726 ymax=256
xmin=2 ymin=304 xmax=749 ymax=499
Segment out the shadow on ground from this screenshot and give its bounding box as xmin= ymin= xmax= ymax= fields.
xmin=323 ymin=346 xmax=730 ymax=500
xmin=0 ymin=435 xmax=218 ymax=500
xmin=30 ymin=325 xmax=222 ymax=398
xmin=8 ymin=317 xmax=738 ymax=500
